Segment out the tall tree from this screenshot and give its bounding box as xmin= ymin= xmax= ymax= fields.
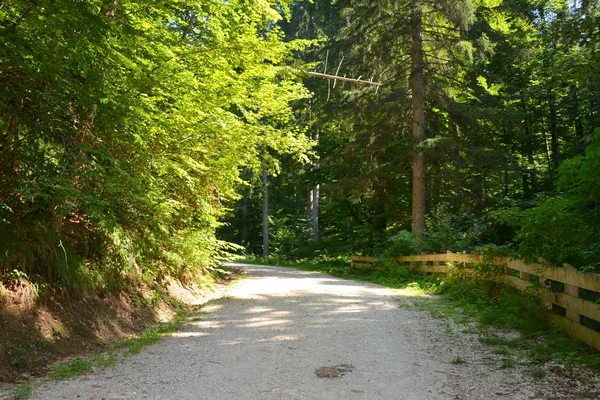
xmin=0 ymin=0 xmax=311 ymax=289
xmin=410 ymin=1 xmax=427 ymax=237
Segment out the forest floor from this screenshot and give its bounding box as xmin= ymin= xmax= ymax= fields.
xmin=4 ymin=263 xmax=600 ymax=399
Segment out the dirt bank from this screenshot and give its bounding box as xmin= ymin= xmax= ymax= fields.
xmin=0 ymin=277 xmax=231 ymax=389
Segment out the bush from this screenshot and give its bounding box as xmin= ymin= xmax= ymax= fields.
xmin=381 ymin=230 xmax=418 ymax=257
xmin=421 ymin=208 xmax=483 ymax=254
xmin=496 ymin=130 xmax=600 ymax=270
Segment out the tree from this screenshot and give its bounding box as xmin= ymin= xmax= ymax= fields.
xmin=221 ymin=0 xmax=600 ymax=264
xmin=0 ymin=0 xmax=311 ymax=290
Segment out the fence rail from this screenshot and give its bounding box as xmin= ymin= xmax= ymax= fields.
xmin=351 ymin=252 xmax=600 ymax=351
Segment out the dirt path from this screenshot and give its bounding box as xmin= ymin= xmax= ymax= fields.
xmin=15 ymin=264 xmax=600 ymax=399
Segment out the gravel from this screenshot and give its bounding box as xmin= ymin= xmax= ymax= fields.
xmin=16 ymin=264 xmax=600 ymax=399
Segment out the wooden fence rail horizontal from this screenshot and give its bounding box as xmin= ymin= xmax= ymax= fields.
xmin=351 ymin=252 xmax=600 ymax=351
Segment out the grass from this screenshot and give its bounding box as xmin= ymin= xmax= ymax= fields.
xmin=93 ymin=351 xmax=117 ymax=369
xmin=531 ymin=366 xmax=547 ymax=379
xmin=50 ymin=358 xmax=93 ymax=379
xmin=116 ymin=321 xmax=180 ymax=355
xmin=243 ymin=255 xmax=600 ymax=373
xmin=501 ymin=358 xmax=516 ymax=368
xmin=10 ymin=383 xmax=32 ymax=400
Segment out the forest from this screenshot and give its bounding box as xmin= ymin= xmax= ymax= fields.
xmin=1 ymin=0 xmax=599 ymax=295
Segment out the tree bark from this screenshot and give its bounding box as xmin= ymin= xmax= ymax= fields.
xmin=262 ymin=162 xmax=269 ymax=257
xmin=241 ymin=193 xmax=249 ymax=247
xmin=571 ymin=85 xmax=585 ymax=154
xmin=549 ymin=95 xmax=560 ymax=174
xmin=374 ymin=188 xmax=387 ymax=248
xmin=310 ymin=185 xmax=319 ymax=241
xmin=309 ymin=131 xmax=319 ymax=241
xmin=410 ymin=1 xmax=426 ymax=239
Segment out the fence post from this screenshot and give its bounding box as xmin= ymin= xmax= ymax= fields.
xmin=564 ymin=264 xmax=581 ymax=324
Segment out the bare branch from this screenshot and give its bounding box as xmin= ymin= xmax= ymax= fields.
xmin=306 ymin=72 xmax=382 ymax=86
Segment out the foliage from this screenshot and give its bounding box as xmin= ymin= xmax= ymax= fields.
xmin=496 ymin=132 xmax=600 ymax=269
xmin=8 ymin=346 xmax=27 ymax=367
xmin=0 ymin=0 xmax=312 ymax=292
xmin=222 ymin=1 xmax=599 ymax=264
xmin=420 ymin=209 xmax=487 ymax=253
xmin=435 ymin=274 xmax=600 ymax=369
xmin=380 ymin=231 xmax=419 ymax=257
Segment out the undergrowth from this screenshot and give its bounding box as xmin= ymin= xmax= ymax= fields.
xmin=243 ymin=255 xmax=600 ymax=372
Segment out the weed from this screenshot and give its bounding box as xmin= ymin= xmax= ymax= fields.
xmin=117 ymin=321 xmax=180 ymax=355
xmin=10 ymin=382 xmax=32 ymax=399
xmin=531 ymin=366 xmax=547 ymax=380
xmin=9 ymin=346 xmax=27 ymax=367
xmin=451 ymin=355 xmax=466 ymax=364
xmin=51 ymin=324 xmax=68 ymax=338
xmin=51 ymin=358 xmax=92 ymax=379
xmin=6 ymin=270 xmax=40 ymax=300
xmin=148 ymin=289 xmax=162 ymax=305
xmin=93 ymin=351 xmax=117 ymax=369
xmin=501 ymin=358 xmax=515 ymax=368
xmin=494 ymin=346 xmax=510 ymax=355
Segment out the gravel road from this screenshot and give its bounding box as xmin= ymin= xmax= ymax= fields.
xmin=21 ymin=264 xmax=600 ymax=399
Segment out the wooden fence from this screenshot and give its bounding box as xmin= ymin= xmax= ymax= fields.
xmin=351 ymin=252 xmax=600 ymax=351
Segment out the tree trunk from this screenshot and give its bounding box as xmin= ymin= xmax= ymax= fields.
xmin=571 ymin=85 xmax=585 ymax=154
xmin=309 ymin=131 xmax=320 ymax=241
xmin=262 ymin=162 xmax=269 ymax=257
xmin=549 ymin=95 xmax=560 ymax=174
xmin=311 ymin=185 xmax=319 ymax=241
xmin=410 ymin=1 xmax=426 ymax=239
xmin=374 ymin=188 xmax=387 ymax=248
xmin=241 ymin=193 xmax=249 ymax=247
